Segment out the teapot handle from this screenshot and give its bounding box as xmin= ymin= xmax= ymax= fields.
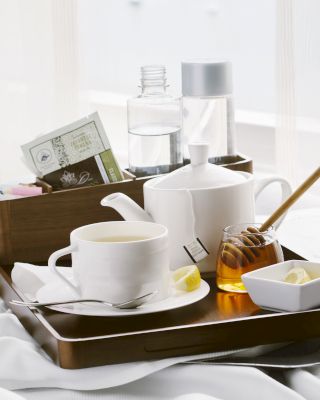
xmin=254 ymin=177 xmax=292 ymax=230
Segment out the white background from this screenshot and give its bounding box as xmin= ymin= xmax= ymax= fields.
xmin=0 ymin=0 xmax=319 ymax=196
xmin=78 ymin=0 xmax=276 ymax=113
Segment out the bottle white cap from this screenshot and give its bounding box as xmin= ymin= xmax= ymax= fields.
xmin=182 ymin=59 xmax=233 ymax=97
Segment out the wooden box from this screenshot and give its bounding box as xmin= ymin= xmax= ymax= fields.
xmin=0 ymin=155 xmax=252 ymax=266
xmin=0 ymin=174 xmax=147 ymax=266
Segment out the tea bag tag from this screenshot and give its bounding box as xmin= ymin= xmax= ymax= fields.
xmin=183 ymin=189 xmax=209 ymax=263
xmin=183 ymin=238 xmax=209 ymax=264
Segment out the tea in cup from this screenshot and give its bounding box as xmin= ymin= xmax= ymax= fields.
xmin=48 ymin=221 xmax=170 ymax=303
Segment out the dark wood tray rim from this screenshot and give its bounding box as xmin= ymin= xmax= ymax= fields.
xmin=4 ymin=250 xmax=319 ymax=343
xmin=3 ymin=246 xmax=319 ymax=369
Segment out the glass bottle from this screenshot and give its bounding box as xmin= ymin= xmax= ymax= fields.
xmin=127 ymin=65 xmax=182 ymax=177
xmin=181 ymin=60 xmax=236 ymax=164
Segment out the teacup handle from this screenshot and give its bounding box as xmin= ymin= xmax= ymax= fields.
xmin=48 ymin=244 xmax=80 ymax=296
xmin=254 ymin=176 xmax=292 ymax=229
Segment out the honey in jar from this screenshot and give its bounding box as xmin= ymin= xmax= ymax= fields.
xmin=216 ymin=223 xmax=283 ymax=293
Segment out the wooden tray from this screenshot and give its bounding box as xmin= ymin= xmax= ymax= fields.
xmin=2 ymin=247 xmax=320 ymax=369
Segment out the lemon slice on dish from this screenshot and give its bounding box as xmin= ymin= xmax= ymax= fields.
xmin=172 ymin=265 xmax=201 ymax=292
xmin=284 ymin=267 xmax=312 ymax=284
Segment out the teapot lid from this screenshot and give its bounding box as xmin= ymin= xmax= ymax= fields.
xmin=153 ymin=143 xmax=246 ymax=190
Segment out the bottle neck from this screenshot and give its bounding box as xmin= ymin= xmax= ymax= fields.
xmin=141 ymin=85 xmax=167 ymax=95
xmin=140 ymin=65 xmax=168 ymax=96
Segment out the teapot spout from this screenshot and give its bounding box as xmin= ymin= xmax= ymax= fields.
xmin=100 ymin=193 xmax=153 ymax=222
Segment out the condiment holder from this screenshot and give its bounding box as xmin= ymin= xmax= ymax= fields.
xmin=242 ymin=260 xmax=320 ymax=312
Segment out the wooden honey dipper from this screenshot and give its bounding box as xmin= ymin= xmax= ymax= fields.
xmin=222 ymin=166 xmax=320 ymax=269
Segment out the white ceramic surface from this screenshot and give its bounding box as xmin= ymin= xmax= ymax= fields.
xmin=152 ymin=143 xmax=246 ymax=190
xmin=242 ymin=260 xmax=320 ymax=312
xmin=48 ymin=221 xmax=170 ymax=304
xmin=36 ymin=279 xmax=210 ymax=316
xmin=144 ymin=173 xmax=255 ymax=272
xmin=101 ymin=144 xmax=292 ymax=272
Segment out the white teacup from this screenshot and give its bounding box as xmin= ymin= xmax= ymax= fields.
xmin=48 ymin=221 xmax=170 ymax=303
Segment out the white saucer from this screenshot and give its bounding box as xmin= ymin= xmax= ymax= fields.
xmin=36 ymin=280 xmax=210 ymax=317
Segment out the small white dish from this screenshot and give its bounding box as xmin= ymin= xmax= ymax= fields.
xmin=36 ymin=280 xmax=210 ymax=316
xmin=242 ymin=260 xmax=320 ymax=312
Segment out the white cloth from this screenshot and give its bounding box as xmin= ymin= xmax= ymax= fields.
xmin=2 ymin=300 xmax=306 ymax=400
xmin=0 ymin=311 xmax=243 ymax=391
xmin=15 ymin=365 xmax=306 ymax=400
xmin=0 ymin=387 xmax=24 ymax=400
xmin=1 ymin=262 xmax=320 ymax=399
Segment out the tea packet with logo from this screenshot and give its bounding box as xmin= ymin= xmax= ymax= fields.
xmin=21 ymin=112 xmax=123 ymax=190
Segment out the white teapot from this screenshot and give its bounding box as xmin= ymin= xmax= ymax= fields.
xmin=101 ymin=144 xmax=292 ymax=272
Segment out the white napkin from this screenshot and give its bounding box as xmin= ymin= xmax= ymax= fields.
xmin=11 ymin=263 xmax=74 ymax=302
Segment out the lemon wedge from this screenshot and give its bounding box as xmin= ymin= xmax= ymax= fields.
xmin=284 ymin=267 xmax=312 ymax=284
xmin=172 ymin=265 xmax=201 ymax=292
